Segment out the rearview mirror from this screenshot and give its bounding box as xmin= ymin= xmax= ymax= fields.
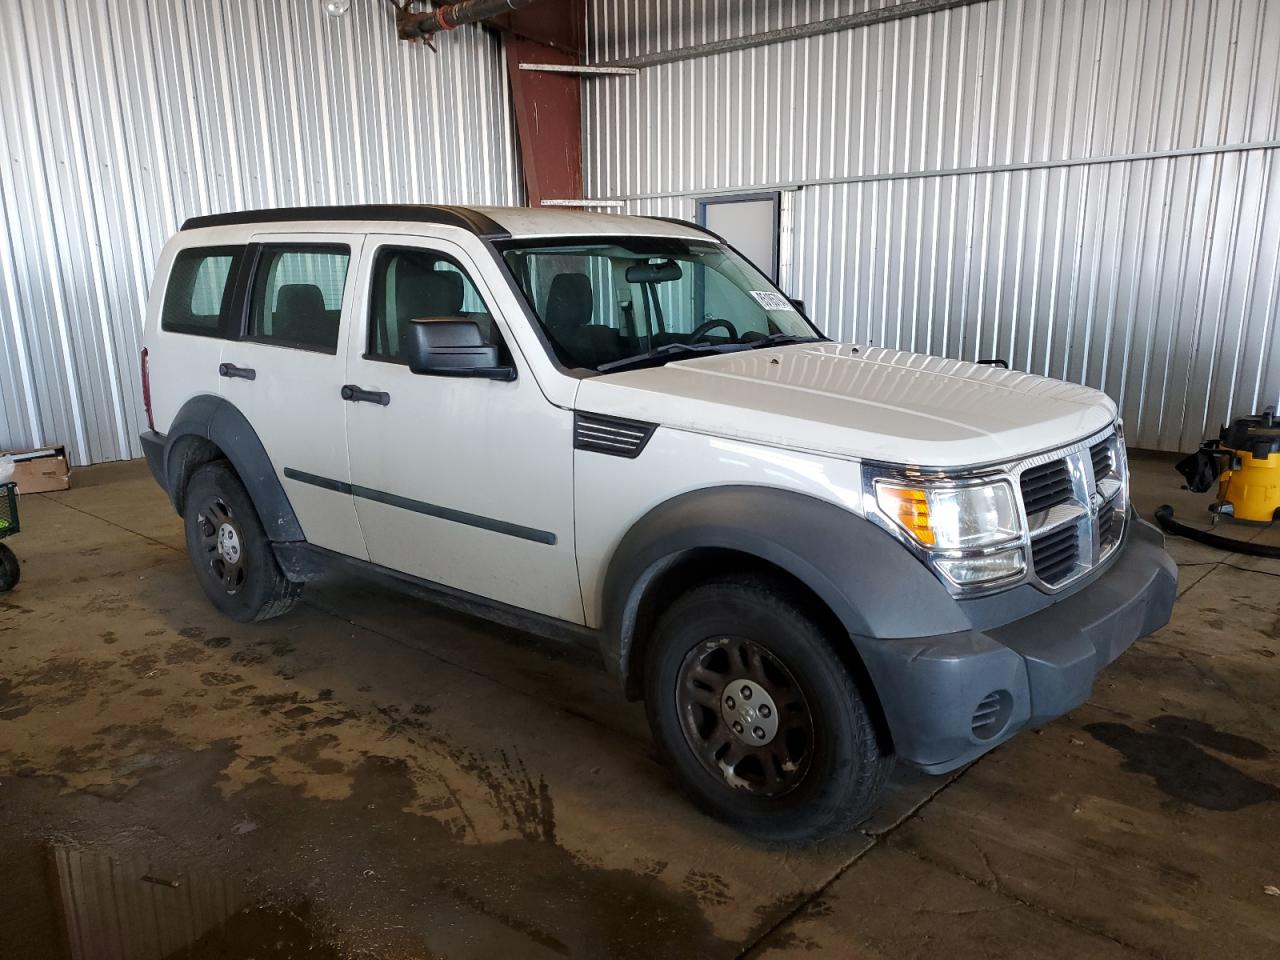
xmin=625 ymin=259 xmax=683 ymax=283
xmin=403 ymin=318 xmax=515 ymax=381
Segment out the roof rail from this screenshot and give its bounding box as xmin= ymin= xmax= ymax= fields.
xmin=180 ymin=204 xmax=511 ymax=239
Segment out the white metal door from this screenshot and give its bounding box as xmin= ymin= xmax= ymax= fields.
xmin=217 ymin=233 xmax=367 ymax=560
xmin=342 ymin=234 xmax=582 ymax=623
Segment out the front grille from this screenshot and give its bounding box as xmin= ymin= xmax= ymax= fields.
xmin=1031 ymin=524 xmax=1079 ymax=585
xmin=1090 ymin=440 xmax=1113 ymax=480
xmin=1098 ymin=500 xmax=1119 ymax=548
xmin=1020 ymin=459 xmax=1073 ymax=515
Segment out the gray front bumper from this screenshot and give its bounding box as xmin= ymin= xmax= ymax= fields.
xmin=857 ymin=517 xmax=1177 ymax=773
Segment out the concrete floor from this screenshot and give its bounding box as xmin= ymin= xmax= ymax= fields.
xmin=0 ymin=454 xmax=1277 ymax=959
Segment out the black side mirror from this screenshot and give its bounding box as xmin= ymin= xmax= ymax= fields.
xmin=788 ymin=297 xmax=807 ymax=317
xmin=403 ymin=318 xmax=515 ymax=381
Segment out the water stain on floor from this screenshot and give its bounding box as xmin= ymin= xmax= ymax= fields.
xmin=0 ymin=835 xmax=339 ymax=960
xmin=1085 ymin=715 xmax=1280 ymax=812
xmin=0 ymin=742 xmax=740 ymax=959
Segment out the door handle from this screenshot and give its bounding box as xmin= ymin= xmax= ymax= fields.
xmin=341 ymin=384 xmax=390 ymax=406
xmin=219 ymin=362 xmax=256 ymax=381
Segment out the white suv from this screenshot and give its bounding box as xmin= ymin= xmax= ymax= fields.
xmin=140 ymin=205 xmax=1177 ymax=842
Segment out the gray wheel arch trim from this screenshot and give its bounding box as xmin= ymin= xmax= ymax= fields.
xmin=600 ymin=485 xmax=970 ymax=694
xmin=161 ymin=394 xmax=304 ymax=542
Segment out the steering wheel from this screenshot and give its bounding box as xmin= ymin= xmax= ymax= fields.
xmin=688 ymin=317 xmax=738 ymax=342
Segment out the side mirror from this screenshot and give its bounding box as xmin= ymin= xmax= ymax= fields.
xmin=788 ymin=297 xmax=807 ymax=317
xmin=403 ymin=318 xmax=515 ymax=381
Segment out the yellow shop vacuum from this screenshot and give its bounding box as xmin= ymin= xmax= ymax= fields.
xmin=1155 ymin=407 xmax=1280 ymax=558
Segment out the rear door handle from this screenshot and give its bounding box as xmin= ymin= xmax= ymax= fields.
xmin=341 ymin=384 xmax=390 ymax=406
xmin=219 ymin=363 xmax=256 ymax=381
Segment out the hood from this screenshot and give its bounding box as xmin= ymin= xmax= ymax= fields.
xmin=573 ymin=343 xmax=1117 ymax=469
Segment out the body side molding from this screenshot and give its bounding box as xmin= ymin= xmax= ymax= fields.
xmin=283 ymin=468 xmax=558 ymax=545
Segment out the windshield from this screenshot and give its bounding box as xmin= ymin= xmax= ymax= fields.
xmin=497 ymin=236 xmax=822 ymax=373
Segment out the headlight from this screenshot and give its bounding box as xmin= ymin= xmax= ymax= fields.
xmin=875 ymin=479 xmax=1020 ymax=549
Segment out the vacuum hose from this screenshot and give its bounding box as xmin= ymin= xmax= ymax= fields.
xmin=1153 ymin=505 xmax=1280 ymax=559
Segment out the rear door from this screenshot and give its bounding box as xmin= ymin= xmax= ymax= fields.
xmin=217 ymin=233 xmax=367 ymax=559
xmin=147 ymin=243 xmax=245 ymax=431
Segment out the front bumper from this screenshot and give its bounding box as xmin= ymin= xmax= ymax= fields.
xmin=857 ymin=516 xmax=1177 ymax=773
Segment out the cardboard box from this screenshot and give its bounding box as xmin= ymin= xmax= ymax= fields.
xmin=4 ymin=446 xmax=71 ymax=493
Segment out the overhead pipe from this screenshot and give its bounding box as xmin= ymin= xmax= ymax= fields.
xmin=597 ymin=0 xmax=990 ymax=69
xmin=397 ymin=0 xmax=539 ymax=41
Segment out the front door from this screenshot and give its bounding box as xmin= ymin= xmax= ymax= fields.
xmin=341 ymin=234 xmax=581 ymax=623
xmin=217 ymin=234 xmax=367 ymax=559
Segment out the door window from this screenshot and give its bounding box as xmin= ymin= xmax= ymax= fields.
xmin=161 ymin=246 xmax=244 ymax=337
xmin=247 ymin=246 xmax=351 ymax=353
xmin=368 ymin=247 xmax=503 ymax=363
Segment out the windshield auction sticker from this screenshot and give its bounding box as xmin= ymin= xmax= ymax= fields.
xmin=749 ymin=290 xmax=796 ymax=311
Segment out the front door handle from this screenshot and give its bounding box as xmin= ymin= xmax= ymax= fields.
xmin=219 ymin=362 xmax=256 ymax=381
xmin=341 ymin=384 xmax=390 ymax=406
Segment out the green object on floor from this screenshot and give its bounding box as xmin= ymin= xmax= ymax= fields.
xmin=0 ymin=482 xmax=17 ymax=537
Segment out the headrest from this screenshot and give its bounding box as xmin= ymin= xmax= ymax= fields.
xmin=274 ymin=283 xmax=326 ymax=319
xmin=545 ymin=273 xmax=594 ymax=329
xmin=396 ymin=259 xmax=465 ymax=321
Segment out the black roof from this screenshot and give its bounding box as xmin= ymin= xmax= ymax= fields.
xmin=180 ymin=204 xmax=511 ymax=238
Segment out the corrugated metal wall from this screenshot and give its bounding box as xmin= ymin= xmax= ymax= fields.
xmin=0 ymin=0 xmax=521 ymax=466
xmin=584 ymin=0 xmax=1280 ymax=451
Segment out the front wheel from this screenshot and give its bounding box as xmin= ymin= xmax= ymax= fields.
xmin=183 ymin=462 xmax=301 ymax=622
xmin=644 ymin=578 xmax=893 ymax=844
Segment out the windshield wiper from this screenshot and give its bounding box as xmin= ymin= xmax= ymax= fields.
xmin=596 ymin=341 xmax=752 ymax=374
xmin=747 ymin=333 xmax=825 ymax=349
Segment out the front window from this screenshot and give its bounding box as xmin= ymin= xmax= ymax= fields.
xmin=367 ymin=246 xmax=506 ymax=363
xmin=497 ymin=236 xmax=822 ymax=373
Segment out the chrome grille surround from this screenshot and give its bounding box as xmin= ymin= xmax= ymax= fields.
xmin=861 ymin=422 xmax=1128 ymax=597
xmin=1012 ymin=424 xmax=1128 ymax=593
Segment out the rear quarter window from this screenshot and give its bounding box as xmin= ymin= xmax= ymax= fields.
xmin=161 ymin=246 xmax=244 ymax=337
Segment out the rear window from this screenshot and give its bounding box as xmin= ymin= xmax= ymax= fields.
xmin=161 ymin=246 xmax=244 ymax=337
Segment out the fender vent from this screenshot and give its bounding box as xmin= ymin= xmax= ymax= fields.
xmin=574 ymin=412 xmax=657 ymax=459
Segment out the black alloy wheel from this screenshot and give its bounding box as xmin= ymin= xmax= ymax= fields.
xmin=676 ymin=635 xmax=814 ymax=797
xmin=195 ymin=495 xmax=247 ymax=595
xmin=182 ymin=461 xmax=301 ymax=622
xmin=644 ymin=577 xmax=894 ymax=844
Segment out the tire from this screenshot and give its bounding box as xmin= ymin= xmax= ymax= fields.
xmin=0 ymin=543 xmax=19 ymax=592
xmin=183 ymin=461 xmax=301 ymax=622
xmin=644 ymin=577 xmax=894 ymax=844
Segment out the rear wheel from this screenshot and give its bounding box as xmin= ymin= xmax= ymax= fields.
xmin=183 ymin=462 xmax=301 ymax=622
xmin=644 ymin=578 xmax=893 ymax=844
xmin=0 ymin=543 xmax=19 ymax=592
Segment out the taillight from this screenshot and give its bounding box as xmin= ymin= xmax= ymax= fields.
xmin=141 ymin=347 xmax=155 ymax=433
